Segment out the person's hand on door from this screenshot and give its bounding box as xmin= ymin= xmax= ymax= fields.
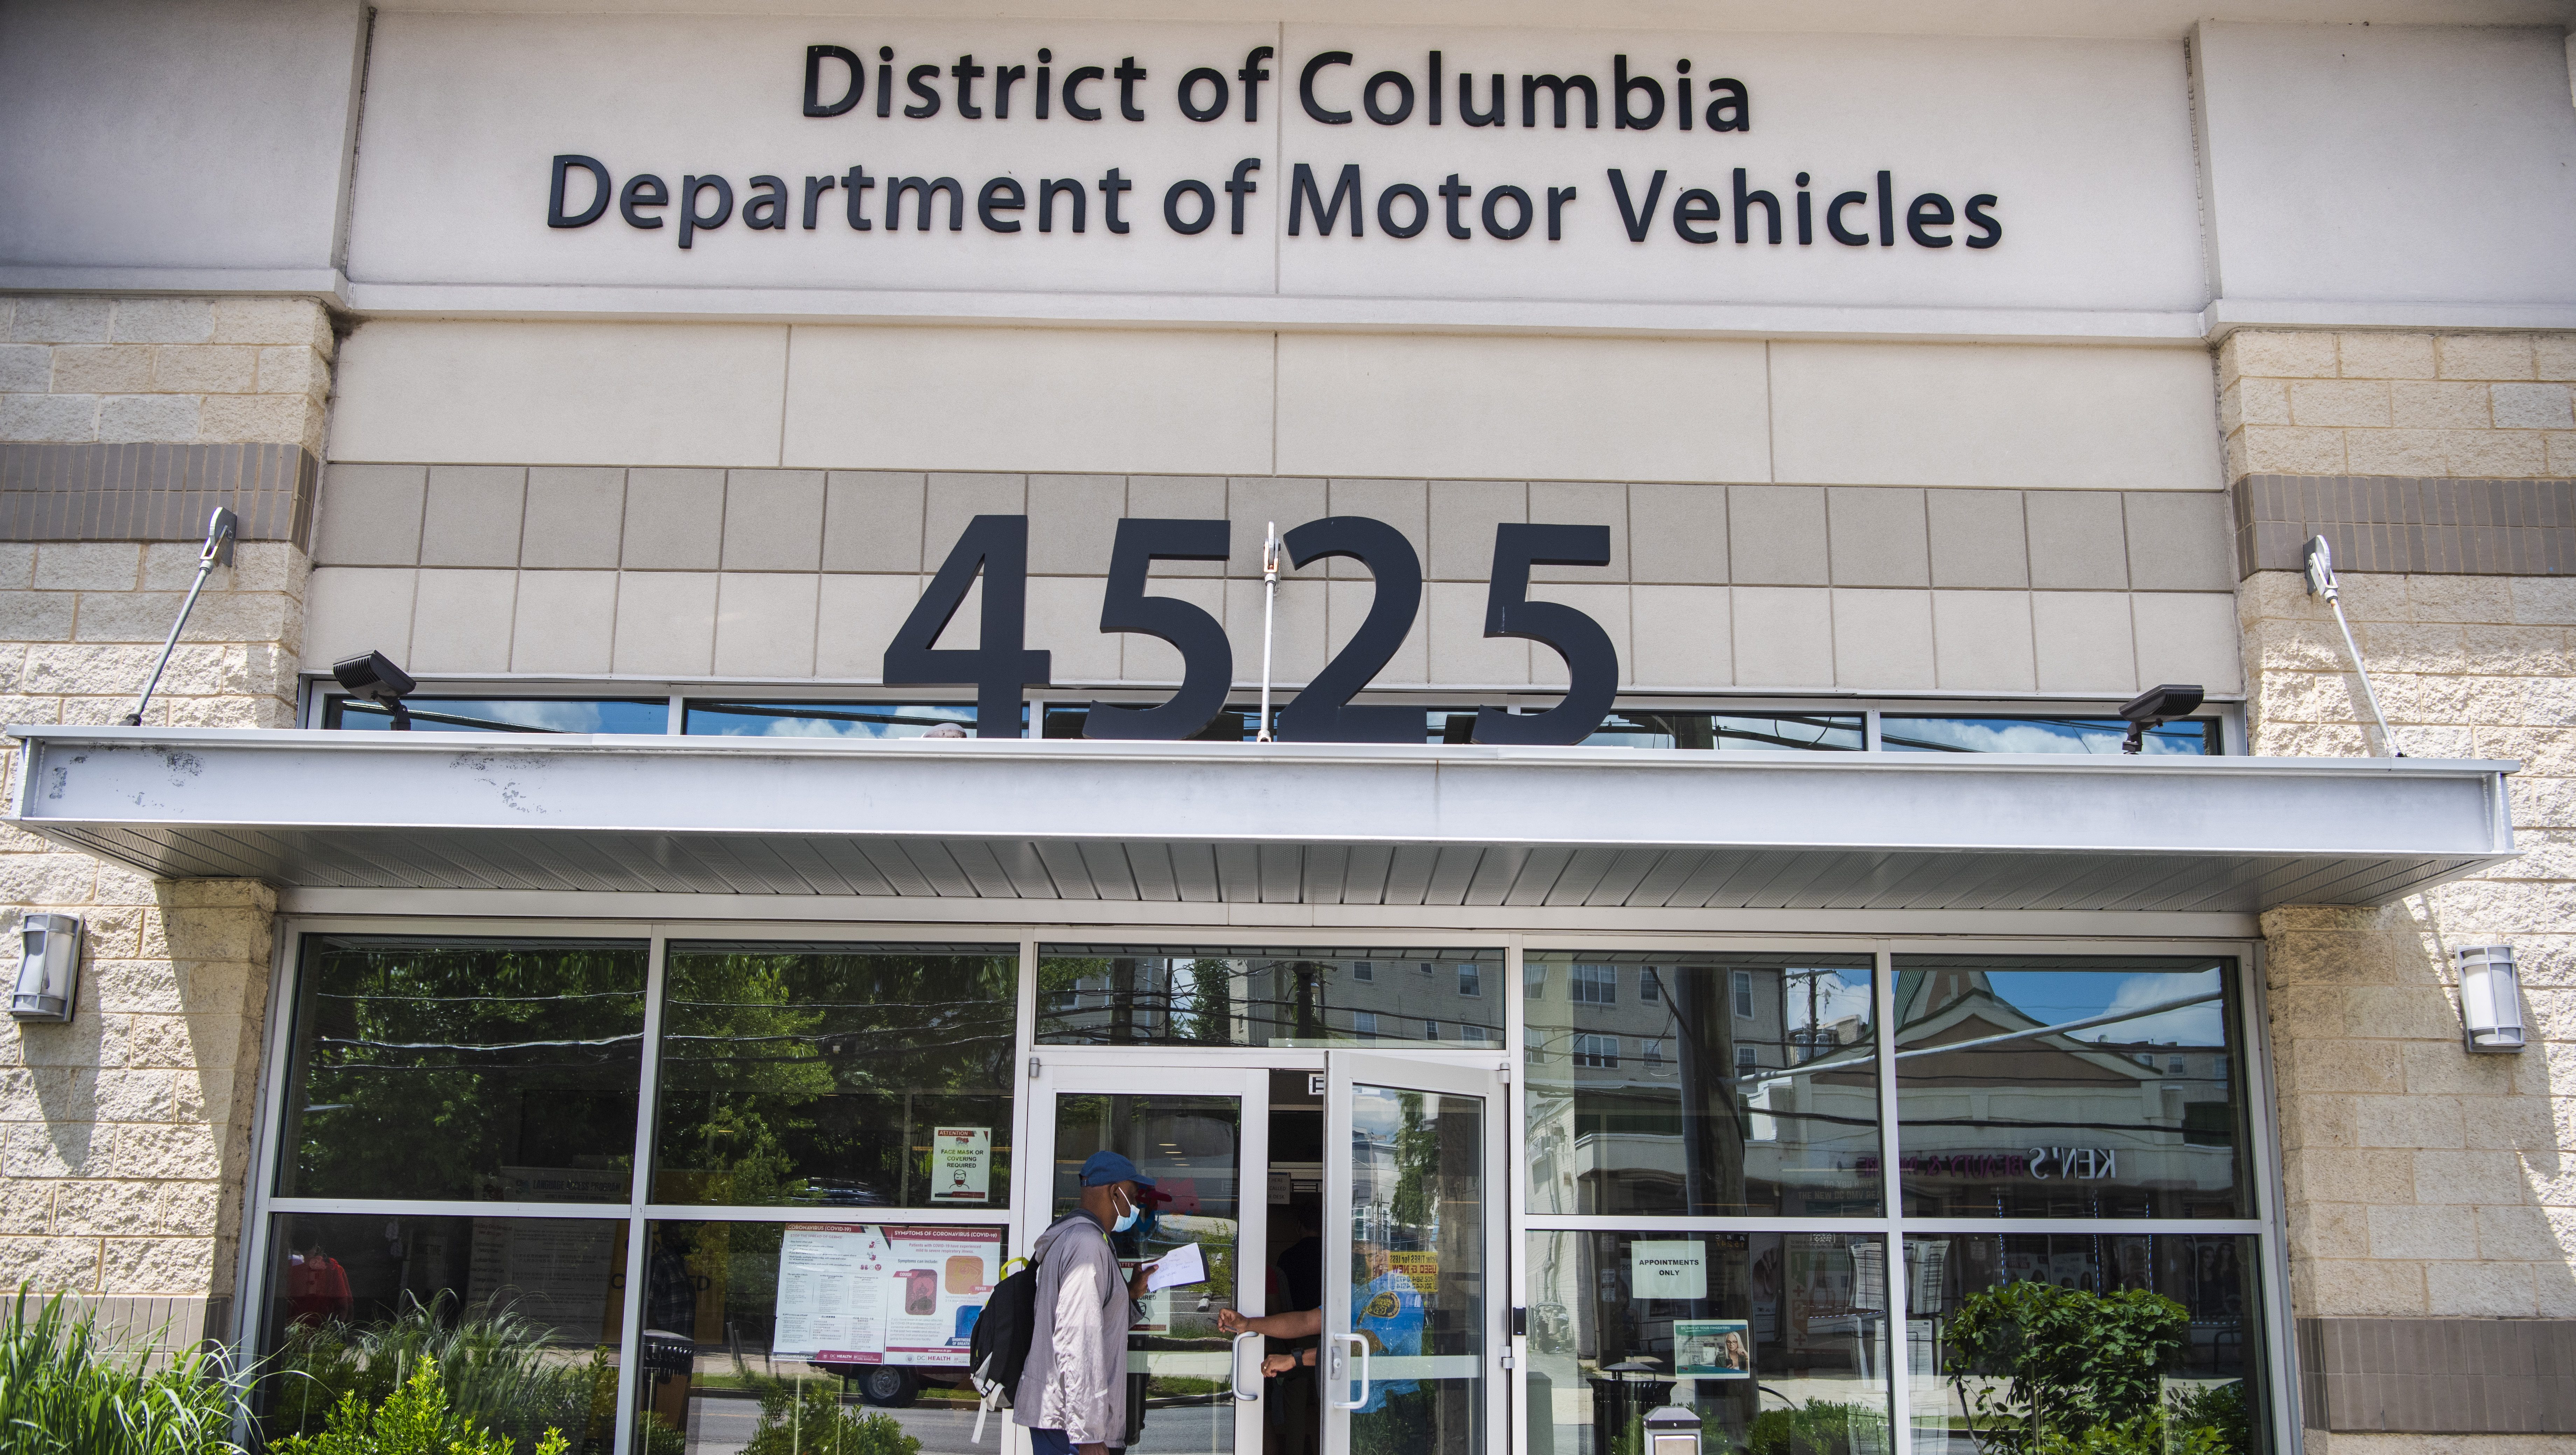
xmin=1218 ymin=1306 xmax=1322 ymax=1338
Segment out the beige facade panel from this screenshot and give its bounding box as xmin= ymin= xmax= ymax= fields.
xmin=329 ymin=321 xmax=790 ymax=467
xmin=1275 ymin=334 xmax=1771 ymax=484
xmin=1770 ymin=341 xmax=2224 ymax=490
xmin=782 ymin=326 xmax=1276 ymax=477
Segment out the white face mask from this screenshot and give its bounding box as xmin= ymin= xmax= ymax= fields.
xmin=1111 ymin=1188 xmax=1142 ymax=1232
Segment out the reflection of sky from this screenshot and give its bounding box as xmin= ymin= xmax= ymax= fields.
xmin=335 ymin=698 xmax=664 ymax=733
xmin=1785 ymin=970 xmax=1875 ymax=1031
xmin=1881 ymin=717 xmax=2211 ymax=755
xmin=684 ymin=702 xmax=986 ymax=738
xmin=1352 ymin=1086 xmax=1405 ymax=1139
xmin=1984 ymin=968 xmax=2225 ymax=1047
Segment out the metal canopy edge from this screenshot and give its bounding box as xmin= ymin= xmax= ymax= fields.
xmin=6 ymin=728 xmax=2518 ymax=914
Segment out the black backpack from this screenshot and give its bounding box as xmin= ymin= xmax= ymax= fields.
xmin=970 ymin=1255 xmax=1040 ymax=1407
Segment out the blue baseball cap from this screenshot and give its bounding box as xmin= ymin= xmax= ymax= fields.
xmin=1078 ymin=1151 xmax=1157 ymax=1189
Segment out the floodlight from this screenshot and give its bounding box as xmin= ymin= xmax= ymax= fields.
xmin=332 ymin=651 xmax=418 ymax=731
xmin=2117 ymin=683 xmax=2204 ymax=755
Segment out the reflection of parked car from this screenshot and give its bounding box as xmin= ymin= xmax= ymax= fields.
xmin=808 ymin=1362 xmax=970 ymax=1407
xmin=799 ymin=1180 xmax=892 ymax=1206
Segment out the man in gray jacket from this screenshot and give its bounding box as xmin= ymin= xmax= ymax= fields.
xmin=1015 ymin=1151 xmax=1159 ymax=1455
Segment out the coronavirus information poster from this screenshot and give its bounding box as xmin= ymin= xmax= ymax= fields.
xmin=773 ymin=1224 xmax=1004 ymax=1367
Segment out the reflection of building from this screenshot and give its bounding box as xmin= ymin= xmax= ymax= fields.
xmin=1891 ymin=967 xmax=2238 ymax=1218
xmin=1526 ymin=957 xmax=1879 ymax=1217
xmin=1040 ymin=951 xmax=1501 ymax=1047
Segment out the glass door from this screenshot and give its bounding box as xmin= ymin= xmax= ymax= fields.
xmin=1322 ymin=1054 xmax=1507 ymax=1455
xmin=1027 ymin=1063 xmax=1271 ymax=1455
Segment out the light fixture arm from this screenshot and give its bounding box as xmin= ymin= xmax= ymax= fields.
xmin=123 ymin=507 xmax=237 ymax=727
xmin=1256 ymin=521 xmax=1279 ymax=743
xmin=2302 ymin=534 xmax=2402 ymax=758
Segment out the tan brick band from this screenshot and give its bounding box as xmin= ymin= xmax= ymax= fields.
xmin=2298 ymin=1317 xmax=2576 ymax=1433
xmin=2229 ymin=473 xmax=2575 ymax=579
xmin=0 ymin=442 xmax=317 ymax=549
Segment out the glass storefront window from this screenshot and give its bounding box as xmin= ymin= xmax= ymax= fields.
xmin=1892 ymin=956 xmax=2250 ymax=1218
xmin=1037 ymin=947 xmax=1499 ymax=1047
xmin=278 ymin=936 xmax=649 ymax=1202
xmin=1526 ymin=1230 xmax=1892 ymax=1455
xmin=1902 ymin=1232 xmax=2270 ymax=1454
xmin=633 ymin=1218 xmax=1001 ymax=1455
xmin=652 ymin=943 xmax=1018 ymax=1209
xmin=1879 ymin=717 xmax=2222 ymax=755
xmin=683 ymin=701 xmax=1007 ymax=738
xmin=1581 ymin=712 xmax=1868 ymax=751
xmin=1526 ymin=954 xmax=1880 ymax=1217
xmin=258 ymin=1211 xmax=624 ymax=1452
xmin=324 ymin=696 xmax=667 ymax=733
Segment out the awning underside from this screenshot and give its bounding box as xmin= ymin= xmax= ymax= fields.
xmin=8 ymin=730 xmax=2517 ymax=914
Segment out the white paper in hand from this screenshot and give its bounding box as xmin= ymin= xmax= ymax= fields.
xmin=1145 ymin=1243 xmax=1207 ymax=1292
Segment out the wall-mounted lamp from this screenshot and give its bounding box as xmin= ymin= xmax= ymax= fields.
xmin=2118 ymin=683 xmax=2204 ymax=755
xmin=2453 ymin=944 xmax=2526 ymax=1053
xmin=12 ymin=914 xmax=83 ymax=1021
xmin=332 ymin=651 xmax=417 ymax=730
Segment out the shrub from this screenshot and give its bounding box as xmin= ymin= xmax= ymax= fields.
xmin=270 ymin=1356 xmax=568 ymax=1455
xmin=1747 ymin=1399 xmax=1889 ymax=1455
xmin=738 ymin=1376 xmax=922 ymax=1455
xmin=0 ymin=1284 xmax=254 ymax=1455
xmin=268 ymin=1294 xmax=614 ymax=1451
xmin=1942 ymin=1282 xmax=2188 ymax=1454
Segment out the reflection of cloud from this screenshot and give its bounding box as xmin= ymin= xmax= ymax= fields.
xmin=1886 ymin=720 xmax=2201 ymax=756
xmin=489 ymin=700 xmax=609 ymax=733
xmin=1351 ymin=1089 xmax=1404 ymax=1137
xmin=751 ymin=717 xmax=877 ymax=738
xmin=2068 ymin=970 xmax=2224 ymax=1046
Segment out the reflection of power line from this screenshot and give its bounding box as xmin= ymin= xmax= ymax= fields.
xmin=1892 ymin=992 xmax=2224 ymax=1060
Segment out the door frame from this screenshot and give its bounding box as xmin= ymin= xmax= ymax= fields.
xmin=1022 ymin=1058 xmax=1277 ymax=1455
xmin=1322 ymin=1051 xmax=1514 ymax=1455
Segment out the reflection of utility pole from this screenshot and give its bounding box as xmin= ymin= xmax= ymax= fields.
xmin=1783 ymin=968 xmax=1831 ymax=1062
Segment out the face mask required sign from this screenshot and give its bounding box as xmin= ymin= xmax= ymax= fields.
xmin=348 ymin=15 xmax=2205 ymax=313
xmin=772 ymin=1223 xmax=1004 ymax=1366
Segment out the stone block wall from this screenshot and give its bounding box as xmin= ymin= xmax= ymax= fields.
xmin=0 ymin=879 xmax=275 ymax=1351
xmin=0 ymin=289 xmax=323 ymax=1347
xmin=2232 ymin=328 xmax=2576 ymax=1446
xmin=2221 ymin=330 xmax=2576 ymax=483
xmin=0 ymin=297 xmax=334 ymax=460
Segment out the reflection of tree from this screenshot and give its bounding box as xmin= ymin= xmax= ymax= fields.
xmin=1388 ymin=1093 xmax=1436 ymax=1237
xmin=654 ymin=951 xmax=1017 ymax=1207
xmin=287 ymin=941 xmax=649 ymax=1200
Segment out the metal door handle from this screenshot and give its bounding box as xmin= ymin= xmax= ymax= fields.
xmin=1327 ymin=1333 xmax=1369 ymax=1410
xmin=1230 ymin=1330 xmax=1263 ymax=1403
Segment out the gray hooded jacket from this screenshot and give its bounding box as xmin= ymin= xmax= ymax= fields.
xmin=1012 ymin=1212 xmax=1133 ymax=1446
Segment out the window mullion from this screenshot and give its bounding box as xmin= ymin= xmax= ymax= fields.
xmin=611 ymin=931 xmax=669 ymax=1455
xmin=1874 ymin=942 xmax=1912 ymax=1455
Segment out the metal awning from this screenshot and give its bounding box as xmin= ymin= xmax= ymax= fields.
xmin=6 ymin=728 xmax=2516 ymax=914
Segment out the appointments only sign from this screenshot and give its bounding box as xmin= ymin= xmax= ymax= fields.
xmin=346 ymin=14 xmax=2204 ymax=316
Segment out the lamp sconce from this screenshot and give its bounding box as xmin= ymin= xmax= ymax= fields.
xmin=2453 ymin=944 xmax=2526 ymax=1053
xmin=12 ymin=914 xmax=83 ymax=1022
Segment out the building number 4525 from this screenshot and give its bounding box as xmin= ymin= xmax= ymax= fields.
xmin=883 ymin=514 xmax=1620 ymax=744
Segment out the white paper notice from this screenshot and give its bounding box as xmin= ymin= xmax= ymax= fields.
xmin=1630 ymin=1240 xmax=1709 ymax=1300
xmin=773 ymin=1225 xmax=892 ymax=1363
xmin=930 ymin=1127 xmax=991 ymax=1204
xmin=772 ymin=1224 xmax=1004 ymax=1368
xmin=1145 ymin=1243 xmax=1207 ymax=1292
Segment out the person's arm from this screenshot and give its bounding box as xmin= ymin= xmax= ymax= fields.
xmin=1216 ymin=1306 xmax=1322 ymax=1339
